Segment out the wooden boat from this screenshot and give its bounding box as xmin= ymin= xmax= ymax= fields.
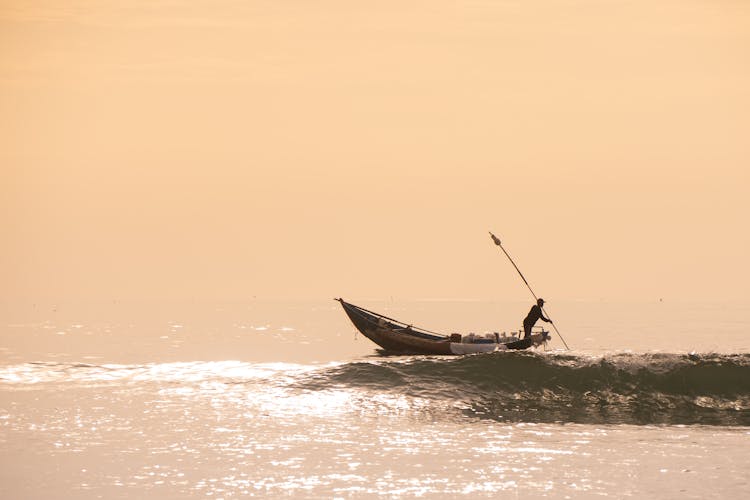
xmin=337 ymin=298 xmax=550 ymax=355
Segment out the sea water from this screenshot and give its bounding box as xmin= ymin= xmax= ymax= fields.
xmin=1 ymin=299 xmax=748 ymax=498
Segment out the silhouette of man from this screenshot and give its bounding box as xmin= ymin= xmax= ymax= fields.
xmin=523 ymin=298 xmax=551 ymax=339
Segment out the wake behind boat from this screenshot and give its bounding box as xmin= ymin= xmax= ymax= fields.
xmin=337 ymin=298 xmax=550 ymax=355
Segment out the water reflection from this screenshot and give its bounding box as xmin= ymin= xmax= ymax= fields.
xmin=2 ymin=360 xmax=749 ymax=498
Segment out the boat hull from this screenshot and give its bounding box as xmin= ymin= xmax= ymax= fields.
xmin=338 ymin=298 xmax=548 ymax=355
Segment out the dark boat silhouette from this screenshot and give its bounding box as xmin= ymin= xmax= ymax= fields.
xmin=337 ymin=298 xmax=549 ymax=355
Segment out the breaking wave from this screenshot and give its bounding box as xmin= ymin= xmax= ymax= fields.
xmin=302 ymin=352 xmax=750 ymax=426
xmin=2 ymin=353 xmax=748 ymax=426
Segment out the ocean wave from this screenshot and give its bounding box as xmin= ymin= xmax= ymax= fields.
xmin=2 ymin=353 xmax=748 ymax=425
xmin=0 ymin=360 xmax=320 ymax=386
xmin=299 ymin=352 xmax=750 ymax=425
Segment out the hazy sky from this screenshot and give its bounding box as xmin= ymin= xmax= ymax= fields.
xmin=2 ymin=0 xmax=749 ymax=301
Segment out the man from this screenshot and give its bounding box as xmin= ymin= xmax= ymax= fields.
xmin=523 ymin=298 xmax=551 ymax=339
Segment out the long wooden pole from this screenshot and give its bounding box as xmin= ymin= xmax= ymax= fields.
xmin=489 ymin=232 xmax=571 ymax=350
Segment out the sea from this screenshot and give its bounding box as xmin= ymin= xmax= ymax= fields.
xmin=1 ymin=299 xmax=748 ymax=499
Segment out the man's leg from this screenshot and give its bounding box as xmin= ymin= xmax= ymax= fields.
xmin=523 ymin=322 xmax=532 ymax=339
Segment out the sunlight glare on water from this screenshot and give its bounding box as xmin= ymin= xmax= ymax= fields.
xmin=1 ymin=300 xmax=749 ymax=498
xmin=5 ymin=359 xmax=747 ymax=498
